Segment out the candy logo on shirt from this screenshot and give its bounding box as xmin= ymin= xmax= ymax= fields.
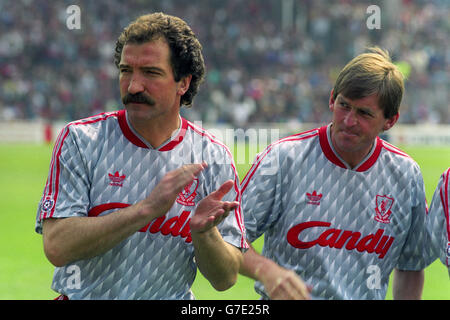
xmin=139 ymin=210 xmax=193 ymax=243
xmin=286 ymin=221 xmax=395 ymax=259
xmin=176 ymin=178 xmax=198 ymax=206
xmin=374 ymin=195 xmax=394 ymax=224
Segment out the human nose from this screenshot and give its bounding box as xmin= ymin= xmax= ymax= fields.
xmin=343 ymin=108 xmax=357 ymax=127
xmin=127 ymin=74 xmax=145 ymax=94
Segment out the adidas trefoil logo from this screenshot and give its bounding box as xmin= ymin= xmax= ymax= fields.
xmin=108 ymin=171 xmax=126 ymax=187
xmin=306 ymin=190 xmax=322 ymax=205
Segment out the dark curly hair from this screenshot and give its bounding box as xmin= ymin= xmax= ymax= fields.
xmin=114 ymin=12 xmax=205 ymax=107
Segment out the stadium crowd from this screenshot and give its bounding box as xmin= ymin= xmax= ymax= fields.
xmin=0 ymin=0 xmax=448 ymax=126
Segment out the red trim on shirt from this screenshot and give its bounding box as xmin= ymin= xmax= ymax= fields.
xmin=381 ymin=141 xmax=411 ymax=158
xmin=117 ymin=109 xmax=188 ymax=151
xmin=318 ymin=125 xmax=347 ymax=169
xmin=187 ymin=121 xmax=248 ymax=248
xmin=318 ymin=125 xmax=382 ymax=172
xmin=440 ymin=168 xmax=450 ymax=241
xmin=158 ymin=117 xmax=188 ymax=151
xmin=355 ymin=137 xmax=382 ymax=172
xmin=48 ymin=129 xmax=70 ymax=218
xmin=41 ymin=127 xmax=66 ymax=220
xmin=44 ymin=112 xmax=120 ymax=219
xmin=241 ymin=129 xmax=319 ymax=193
xmin=117 ymin=109 xmax=148 ymax=149
xmin=88 ymin=202 xmax=131 ymax=217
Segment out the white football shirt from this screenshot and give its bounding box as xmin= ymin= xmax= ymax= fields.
xmin=36 ymin=109 xmax=247 ymax=299
xmin=427 ymin=167 xmax=450 ymax=275
xmin=241 ymin=124 xmax=431 ymax=300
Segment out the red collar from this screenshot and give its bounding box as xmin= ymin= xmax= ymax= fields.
xmin=117 ymin=109 xmax=188 ymax=151
xmin=318 ymin=124 xmax=382 ymax=172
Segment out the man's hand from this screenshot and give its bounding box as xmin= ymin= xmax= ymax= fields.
xmin=189 ymin=179 xmax=243 ymax=291
xmin=42 ymin=162 xmax=209 ymax=267
xmin=190 ymin=180 xmax=238 ymax=233
xmin=140 ymin=162 xmax=207 ymax=219
xmin=240 ymin=244 xmax=312 ymax=300
xmin=259 ymin=263 xmax=312 ymax=300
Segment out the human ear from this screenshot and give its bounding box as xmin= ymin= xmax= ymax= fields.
xmin=177 ymin=75 xmax=192 ymax=96
xmin=383 ymin=113 xmax=399 ymax=131
xmin=329 ymin=89 xmax=335 ymax=112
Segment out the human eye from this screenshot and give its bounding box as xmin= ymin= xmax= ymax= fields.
xmin=144 ymin=70 xmax=157 ymax=75
xmin=142 ymin=68 xmax=163 ymax=77
xmin=119 ymin=67 xmax=131 ymax=74
xmin=339 ymin=100 xmax=350 ymax=109
xmin=358 ymin=109 xmax=374 ymax=117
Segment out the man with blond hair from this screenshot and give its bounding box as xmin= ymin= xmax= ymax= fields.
xmin=240 ymin=47 xmax=432 ymax=300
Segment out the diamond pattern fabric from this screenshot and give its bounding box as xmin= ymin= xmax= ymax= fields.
xmin=241 ymin=124 xmax=432 ymax=300
xmin=36 ymin=110 xmax=247 ymax=299
xmin=427 ymin=168 xmax=450 ymax=271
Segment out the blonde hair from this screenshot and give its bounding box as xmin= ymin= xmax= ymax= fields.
xmin=332 ymin=47 xmax=404 ymax=118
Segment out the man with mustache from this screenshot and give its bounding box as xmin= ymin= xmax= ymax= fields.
xmin=35 ymin=13 xmax=247 ymax=300
xmin=240 ymin=47 xmax=432 ymax=300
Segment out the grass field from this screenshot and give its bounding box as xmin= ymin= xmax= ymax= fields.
xmin=0 ymin=143 xmax=449 ymax=300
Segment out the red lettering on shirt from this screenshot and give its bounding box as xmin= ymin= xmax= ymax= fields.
xmin=140 ymin=210 xmax=192 ymax=243
xmin=88 ymin=203 xmax=192 ymax=243
xmin=286 ymin=221 xmax=394 ymax=259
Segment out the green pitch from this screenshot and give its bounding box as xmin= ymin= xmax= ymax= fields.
xmin=0 ymin=143 xmax=449 ymax=300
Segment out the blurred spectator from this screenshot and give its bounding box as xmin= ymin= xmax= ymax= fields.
xmin=0 ymin=0 xmax=448 ymax=125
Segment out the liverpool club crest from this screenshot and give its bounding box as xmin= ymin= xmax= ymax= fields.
xmin=374 ymin=195 xmax=394 ymax=224
xmin=176 ymin=178 xmax=199 ymax=206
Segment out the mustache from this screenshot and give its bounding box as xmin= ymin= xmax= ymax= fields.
xmin=122 ymin=93 xmax=155 ymax=106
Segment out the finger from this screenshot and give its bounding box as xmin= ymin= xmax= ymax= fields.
xmin=212 ymin=210 xmax=229 ymax=225
xmin=172 ymin=163 xmax=206 ymax=190
xmin=210 ymin=180 xmax=235 ymax=200
xmin=271 ymin=282 xmax=303 ymax=300
xmin=203 ymin=215 xmax=218 ymax=229
xmin=268 ymin=278 xmax=287 ymax=300
xmin=183 ymin=163 xmax=206 ymax=177
xmin=288 ymin=276 xmax=311 ymax=300
xmin=222 ymin=201 xmax=239 ymax=212
xmin=192 ymin=209 xmax=225 ymax=232
xmin=210 ymin=207 xmax=227 ymax=220
xmin=269 ymin=273 xmax=310 ymax=300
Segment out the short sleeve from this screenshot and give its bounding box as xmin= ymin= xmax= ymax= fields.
xmin=427 ymin=168 xmax=450 ymax=269
xmin=241 ymin=144 xmax=283 ymax=243
xmin=396 ymin=165 xmax=433 ymax=270
xmin=35 ymin=126 xmax=90 ymax=234
xmin=204 ymin=144 xmax=248 ymax=250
